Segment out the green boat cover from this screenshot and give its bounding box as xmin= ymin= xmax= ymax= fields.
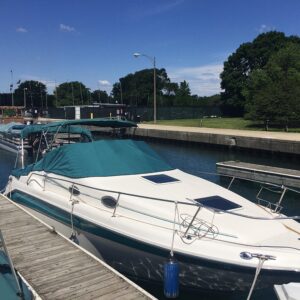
xmin=21 ymin=124 xmax=93 ymax=140
xmin=12 ymin=139 xmax=173 ymax=178
xmin=0 ymin=122 xmax=23 ymax=133
xmin=20 ymin=118 xmax=136 ymax=139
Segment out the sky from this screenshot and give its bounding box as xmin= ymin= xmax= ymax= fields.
xmin=1 ymin=0 xmax=300 ymax=96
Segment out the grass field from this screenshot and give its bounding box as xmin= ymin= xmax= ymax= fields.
xmin=148 ymin=118 xmax=300 ymax=132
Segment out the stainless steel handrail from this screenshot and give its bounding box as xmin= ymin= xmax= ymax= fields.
xmin=24 ymin=172 xmax=300 ymax=222
xmin=26 ymin=172 xmax=194 ymax=206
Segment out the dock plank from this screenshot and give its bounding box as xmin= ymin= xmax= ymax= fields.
xmin=51 ymin=275 xmax=121 ymax=300
xmin=38 ymin=268 xmax=111 ymax=294
xmin=43 ymin=274 xmax=118 ymax=299
xmin=34 ymin=265 xmax=106 ymax=287
xmin=23 ymin=255 xmax=97 ymax=281
xmin=0 ymin=194 xmax=154 ymax=300
xmin=14 ymin=246 xmax=80 ymax=269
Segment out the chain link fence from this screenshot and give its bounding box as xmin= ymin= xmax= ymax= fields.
xmin=46 ymin=105 xmax=221 ymax=122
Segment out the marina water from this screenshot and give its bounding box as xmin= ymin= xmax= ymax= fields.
xmin=1 ymin=139 xmax=299 ymax=300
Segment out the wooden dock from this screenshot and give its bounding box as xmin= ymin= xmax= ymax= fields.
xmin=216 ymin=161 xmax=300 ymax=188
xmin=0 ymin=194 xmax=155 ymax=300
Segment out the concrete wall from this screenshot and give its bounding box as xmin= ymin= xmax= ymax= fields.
xmin=130 ymin=127 xmax=300 ymax=155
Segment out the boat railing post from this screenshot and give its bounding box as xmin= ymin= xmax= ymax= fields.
xmin=21 ymin=138 xmax=24 ymax=169
xmin=170 ymin=201 xmax=178 ymax=257
xmin=69 ymin=183 xmax=74 ymax=201
xmin=49 ymin=126 xmax=62 ymax=150
xmin=183 ymin=206 xmax=201 ymax=238
xmin=43 ymin=131 xmax=49 ymax=150
xmin=43 ymin=174 xmax=47 ymax=191
xmin=227 ymin=176 xmax=235 ymax=190
xmin=0 ymin=230 xmax=23 ymax=298
xmin=35 ymin=132 xmax=43 ymax=163
xmin=112 ymin=193 xmax=121 ymax=217
xmin=26 ymin=173 xmax=33 ymax=185
xmin=256 ymin=186 xmax=264 ymax=204
xmin=275 ymin=186 xmax=287 ymax=213
xmin=14 ymin=146 xmax=20 ymax=169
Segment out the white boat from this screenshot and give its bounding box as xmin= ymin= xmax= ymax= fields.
xmin=274 ymin=282 xmax=300 ymax=300
xmin=0 ymin=123 xmax=29 ymax=154
xmin=3 ymin=119 xmax=300 ymax=293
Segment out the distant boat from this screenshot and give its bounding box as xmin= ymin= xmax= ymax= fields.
xmin=0 ymin=123 xmax=29 ymax=154
xmin=4 ymin=118 xmax=300 ymax=293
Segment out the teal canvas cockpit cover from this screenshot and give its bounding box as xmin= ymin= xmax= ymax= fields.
xmin=13 ymin=140 xmax=173 ymax=178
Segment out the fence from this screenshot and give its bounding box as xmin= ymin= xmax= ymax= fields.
xmin=46 ymin=105 xmax=221 ymax=122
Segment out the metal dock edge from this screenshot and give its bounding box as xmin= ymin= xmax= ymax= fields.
xmin=0 ymin=193 xmax=156 ymax=300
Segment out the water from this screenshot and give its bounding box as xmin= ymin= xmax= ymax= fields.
xmin=1 ymin=141 xmax=300 ymax=300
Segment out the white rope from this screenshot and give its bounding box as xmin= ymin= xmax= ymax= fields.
xmin=246 ymin=257 xmax=266 ymax=300
xmin=9 ymin=178 xmax=12 ymax=198
xmin=69 ymin=184 xmax=79 ymax=240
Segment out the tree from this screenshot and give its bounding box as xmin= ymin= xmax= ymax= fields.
xmin=54 ymin=81 xmax=89 ymax=106
xmin=245 ymin=44 xmax=300 ymax=123
xmin=111 ymin=68 xmax=171 ymax=106
xmin=91 ymin=90 xmax=109 ymax=103
xmin=14 ymin=80 xmax=47 ymax=108
xmin=174 ymin=80 xmax=192 ymax=105
xmin=220 ymin=31 xmax=300 ymax=116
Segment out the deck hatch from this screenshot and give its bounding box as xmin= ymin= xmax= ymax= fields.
xmin=142 ymin=174 xmax=179 ymax=184
xmin=195 ymin=196 xmax=241 ymax=211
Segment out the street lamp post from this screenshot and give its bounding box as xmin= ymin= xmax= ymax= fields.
xmin=133 ymin=52 xmax=157 ymax=123
xmin=23 ymin=88 xmax=27 ymax=108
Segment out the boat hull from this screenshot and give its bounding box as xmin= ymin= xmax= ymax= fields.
xmin=9 ymin=190 xmax=300 ymax=293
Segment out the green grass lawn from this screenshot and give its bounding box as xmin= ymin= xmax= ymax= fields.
xmin=156 ymin=118 xmax=255 ymax=129
xmin=147 ymin=118 xmax=300 ymax=132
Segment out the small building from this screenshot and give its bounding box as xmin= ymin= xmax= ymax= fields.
xmin=48 ymin=103 xmax=129 ymax=120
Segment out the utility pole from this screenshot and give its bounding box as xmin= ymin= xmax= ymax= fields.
xmin=10 ymin=70 xmax=14 ymax=106
xmin=79 ymin=83 xmax=83 ymax=105
xmin=23 ymin=88 xmax=27 ymax=108
xmin=55 ymin=80 xmax=58 ymax=107
xmin=40 ymin=86 xmax=43 ymax=111
xmin=71 ymin=82 xmax=75 ymax=105
xmin=120 ymin=81 xmax=123 ymax=104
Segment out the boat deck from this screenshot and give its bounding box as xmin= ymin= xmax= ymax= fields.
xmin=0 ymin=193 xmax=155 ymax=300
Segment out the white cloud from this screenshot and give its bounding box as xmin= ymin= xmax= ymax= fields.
xmin=168 ymin=64 xmax=223 ymax=96
xmin=147 ymin=0 xmax=184 ymax=16
xmin=98 ymin=80 xmax=111 ymax=86
xmin=19 ymin=75 xmax=57 ymax=92
xmin=258 ymin=24 xmax=275 ymax=33
xmin=20 ymin=74 xmax=40 ymax=81
xmin=41 ymin=81 xmax=56 ymax=88
xmin=130 ymin=0 xmax=184 ymax=19
xmin=59 ymin=23 xmax=76 ymax=32
xmin=98 ymin=80 xmax=112 ymax=94
xmin=16 ymin=27 xmax=28 ymax=33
